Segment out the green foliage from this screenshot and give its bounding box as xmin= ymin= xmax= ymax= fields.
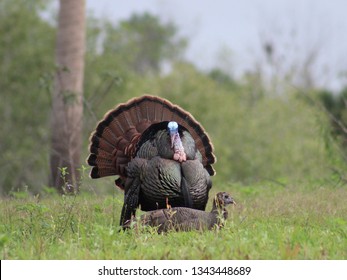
xmin=102 ymin=12 xmax=186 ymax=74
xmin=208 ymin=68 xmax=239 ymax=91
xmin=318 ymin=88 xmax=347 ymax=156
xmin=0 ymin=0 xmax=55 ymax=194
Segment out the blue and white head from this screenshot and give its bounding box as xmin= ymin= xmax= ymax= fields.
xmin=168 ymin=121 xmax=178 ymax=134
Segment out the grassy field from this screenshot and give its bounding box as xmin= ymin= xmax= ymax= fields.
xmin=0 ymin=180 xmax=346 ymax=260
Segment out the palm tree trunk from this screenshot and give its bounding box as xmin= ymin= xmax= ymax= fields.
xmin=50 ymin=0 xmax=85 ymax=193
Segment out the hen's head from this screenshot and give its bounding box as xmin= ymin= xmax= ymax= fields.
xmin=213 ymin=192 xmax=235 ymax=209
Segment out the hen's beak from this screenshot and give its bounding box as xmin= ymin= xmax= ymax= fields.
xmin=227 ymin=197 xmax=236 ymax=205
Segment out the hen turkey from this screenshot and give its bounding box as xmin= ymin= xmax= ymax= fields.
xmin=124 ymin=192 xmax=235 ymax=233
xmin=87 ymin=95 xmax=216 ymax=226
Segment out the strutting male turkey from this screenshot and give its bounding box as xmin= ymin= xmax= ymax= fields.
xmin=87 ymin=95 xmax=216 ymax=226
xmin=124 ymin=192 xmax=235 ymax=233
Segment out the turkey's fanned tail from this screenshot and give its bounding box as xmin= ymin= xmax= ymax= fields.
xmin=87 ymin=95 xmax=216 ymax=187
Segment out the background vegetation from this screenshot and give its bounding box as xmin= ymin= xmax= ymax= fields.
xmin=0 ymin=0 xmax=346 ymax=259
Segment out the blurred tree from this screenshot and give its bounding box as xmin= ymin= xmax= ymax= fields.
xmin=101 ymin=12 xmax=187 ymax=75
xmin=50 ymin=0 xmax=85 ymax=192
xmin=208 ymin=68 xmax=239 ymax=91
xmin=0 ymin=0 xmax=54 ymax=194
xmin=318 ymin=88 xmax=347 ymax=156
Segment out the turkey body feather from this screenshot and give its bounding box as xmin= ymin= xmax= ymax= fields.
xmin=87 ymin=95 xmax=216 ymax=226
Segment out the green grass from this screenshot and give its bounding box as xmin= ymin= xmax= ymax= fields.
xmin=0 ymin=181 xmax=346 ymax=260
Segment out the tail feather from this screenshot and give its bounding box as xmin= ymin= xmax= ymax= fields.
xmin=90 ymin=167 xmax=116 ymax=178
xmin=87 ymin=154 xmax=113 ymax=168
xmin=89 ymin=146 xmax=113 ymax=160
xmin=89 ymin=135 xmax=114 ymax=154
xmin=87 ymin=95 xmax=216 ymax=182
xmin=105 ymin=118 xmax=125 ymax=136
